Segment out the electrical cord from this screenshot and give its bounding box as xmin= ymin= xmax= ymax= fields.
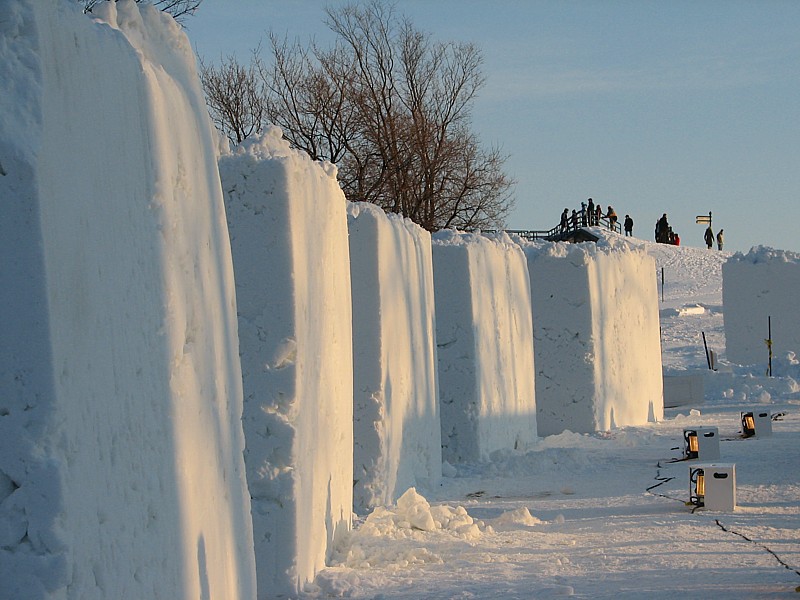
xmin=713 ymin=518 xmax=800 ymax=586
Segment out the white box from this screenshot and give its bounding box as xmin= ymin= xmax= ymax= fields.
xmin=683 ymin=426 xmax=720 ymax=460
xmin=741 ymin=410 xmax=773 ymax=437
xmin=690 ymin=463 xmax=736 ymax=512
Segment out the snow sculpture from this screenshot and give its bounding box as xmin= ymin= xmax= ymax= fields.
xmin=348 ymin=203 xmax=442 ymax=513
xmin=723 ymin=246 xmax=800 ymax=365
xmin=219 ymin=127 xmax=353 ymax=597
xmin=0 ymin=2 xmax=256 ymax=599
xmin=432 ymin=231 xmax=538 ymax=463
xmin=521 ymin=240 xmax=663 ymax=436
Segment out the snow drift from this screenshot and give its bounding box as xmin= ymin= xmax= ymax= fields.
xmin=432 ymin=231 xmax=538 ymax=463
xmin=0 ymin=2 xmax=255 ymax=599
xmin=723 ymin=246 xmax=800 ymax=366
xmin=521 ymin=238 xmax=663 ymax=436
xmin=348 ymin=203 xmax=442 ymax=513
xmin=219 ymin=128 xmax=353 ymax=598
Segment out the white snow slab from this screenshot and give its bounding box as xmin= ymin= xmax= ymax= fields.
xmin=663 ymin=373 xmax=705 ymax=408
xmin=219 ymin=128 xmax=353 ymax=597
xmin=723 ymin=246 xmax=800 ymax=365
xmin=432 ymin=231 xmax=538 ymax=463
xmin=0 ymin=2 xmax=256 ymax=599
xmin=521 ymin=240 xmax=663 ymax=436
xmin=348 ymin=203 xmax=442 ymax=513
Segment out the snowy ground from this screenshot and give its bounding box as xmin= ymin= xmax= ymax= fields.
xmin=306 ymin=237 xmax=800 ymax=599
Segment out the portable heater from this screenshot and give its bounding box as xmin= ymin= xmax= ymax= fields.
xmin=683 ymin=426 xmax=720 ymax=460
xmin=689 ymin=463 xmax=736 ymax=511
xmin=741 ymin=410 xmax=772 ymax=438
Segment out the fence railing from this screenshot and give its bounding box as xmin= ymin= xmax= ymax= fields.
xmin=487 ymin=209 xmax=622 ymax=242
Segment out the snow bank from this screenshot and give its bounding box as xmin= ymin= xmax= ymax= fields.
xmin=219 ymin=128 xmax=353 ymax=597
xmin=348 ymin=203 xmax=442 ymax=513
xmin=432 ymin=232 xmax=537 ymax=463
xmin=521 ymin=240 xmax=663 ymax=436
xmin=0 ymin=2 xmax=255 ymax=599
xmin=723 ymin=246 xmax=800 ymax=365
xmin=331 ymin=488 xmax=485 ymax=574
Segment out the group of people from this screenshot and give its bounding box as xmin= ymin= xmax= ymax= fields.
xmin=559 ymin=198 xmax=633 ymax=235
xmin=557 ymin=202 xmax=723 ymax=250
xmin=654 ymin=213 xmax=679 ymax=245
xmin=655 ymin=213 xmax=724 ymax=250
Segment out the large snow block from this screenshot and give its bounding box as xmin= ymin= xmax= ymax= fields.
xmin=0 ymin=3 xmax=256 ymax=599
xmin=348 ymin=203 xmax=442 ymax=513
xmin=522 ymin=241 xmax=663 ymax=436
xmin=219 ymin=128 xmax=353 ymax=598
xmin=723 ymin=247 xmax=800 ymax=365
xmin=432 ymin=232 xmax=538 ymax=463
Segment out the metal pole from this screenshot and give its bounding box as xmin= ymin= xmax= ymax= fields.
xmin=702 ymin=331 xmax=712 ymax=370
xmin=768 ymin=316 xmax=773 ymax=377
xmin=661 ymin=267 xmax=664 ymax=303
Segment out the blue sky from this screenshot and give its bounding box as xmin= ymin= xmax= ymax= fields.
xmin=188 ymin=1 xmax=800 ymax=254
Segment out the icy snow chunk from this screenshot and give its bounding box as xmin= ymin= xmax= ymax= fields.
xmin=487 ymin=507 xmax=543 ymax=530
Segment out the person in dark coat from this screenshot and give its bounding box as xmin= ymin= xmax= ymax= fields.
xmin=560 ymin=208 xmax=569 ymax=233
xmin=655 ymin=213 xmax=669 ymax=243
xmin=624 ymin=214 xmax=633 ymax=236
xmin=595 ymin=204 xmax=603 ymax=227
xmin=704 ymin=225 xmax=714 ymax=249
xmin=587 ymin=198 xmax=595 ymax=225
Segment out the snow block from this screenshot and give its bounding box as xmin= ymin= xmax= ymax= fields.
xmin=348 ymin=203 xmax=442 ymax=513
xmin=521 ymin=240 xmax=663 ymax=436
xmin=0 ymin=2 xmax=256 ymax=599
xmin=432 ymin=232 xmax=538 ymax=463
xmin=219 ymin=128 xmax=353 ymax=597
xmin=723 ymin=246 xmax=800 ymax=365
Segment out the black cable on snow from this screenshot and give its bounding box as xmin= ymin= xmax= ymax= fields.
xmin=714 ymin=519 xmax=800 ymax=580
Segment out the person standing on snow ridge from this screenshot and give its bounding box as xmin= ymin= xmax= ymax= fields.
xmin=606 ymin=206 xmax=618 ymax=231
xmin=717 ymin=229 xmax=724 ymax=251
xmin=704 ymin=225 xmax=714 ymax=249
xmin=587 ymin=198 xmax=595 ymax=225
xmin=560 ymin=208 xmax=569 ymax=233
xmin=595 ymin=204 xmax=603 ymax=227
xmin=655 ymin=213 xmax=669 ymax=243
xmin=624 ymin=214 xmax=633 ymax=236
xmin=581 ymin=201 xmax=587 ymax=226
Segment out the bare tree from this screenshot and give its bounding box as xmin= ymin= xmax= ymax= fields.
xmin=200 ymin=54 xmax=267 ymax=145
xmin=201 ymin=1 xmax=514 ymax=232
xmin=81 ymin=0 xmax=202 ymax=23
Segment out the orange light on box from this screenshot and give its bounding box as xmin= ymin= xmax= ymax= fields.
xmin=741 ymin=412 xmax=756 ymax=437
xmin=689 ymin=467 xmax=705 ymax=507
xmin=685 ymin=431 xmax=699 ymax=458
xmin=689 ymin=463 xmax=736 ymax=511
